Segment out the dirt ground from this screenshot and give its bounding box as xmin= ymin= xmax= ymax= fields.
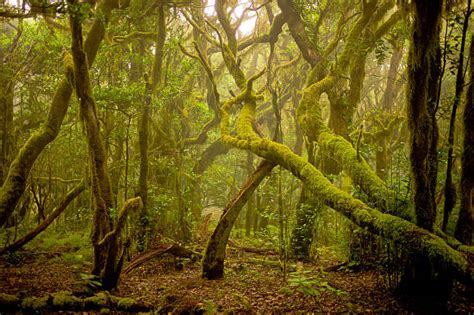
xmin=0 ymin=248 xmax=473 ymax=314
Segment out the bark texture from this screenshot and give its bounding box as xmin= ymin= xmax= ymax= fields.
xmin=443 ymin=0 xmax=471 ymax=232
xmin=406 ymin=0 xmax=442 ymax=232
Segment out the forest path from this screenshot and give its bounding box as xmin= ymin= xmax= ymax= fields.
xmin=1 ymin=248 xmax=473 ymax=313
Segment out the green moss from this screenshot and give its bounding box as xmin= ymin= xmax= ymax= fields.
xmin=0 ymin=293 xmax=19 ymax=306
xmin=84 ymin=292 xmax=108 ymax=309
xmin=63 ymin=51 xmax=74 ymax=74
xmin=51 ymin=291 xmax=81 ymax=308
xmin=22 ymin=296 xmax=50 ymax=310
xmin=116 ymin=297 xmax=137 ymax=309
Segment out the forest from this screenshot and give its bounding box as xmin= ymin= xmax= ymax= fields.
xmin=0 ymin=0 xmax=473 ymax=313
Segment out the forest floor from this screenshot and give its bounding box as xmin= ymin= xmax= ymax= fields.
xmin=1 ymin=243 xmax=473 ymax=314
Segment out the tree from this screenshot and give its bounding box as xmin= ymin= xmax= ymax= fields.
xmin=455 ymin=34 xmax=474 ymax=245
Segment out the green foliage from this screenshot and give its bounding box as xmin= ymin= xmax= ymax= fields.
xmin=283 ymin=270 xmax=346 ymax=296
xmin=374 ymin=39 xmax=389 ymax=65
xmin=68 ymin=2 xmax=93 ymax=23
xmin=202 ymin=299 xmax=217 ymax=313
xmin=79 ymin=273 xmax=102 ymax=289
xmin=94 ymin=83 xmax=145 ymax=109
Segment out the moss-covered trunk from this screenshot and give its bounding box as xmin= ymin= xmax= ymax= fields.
xmin=396 ymin=0 xmax=449 ymax=295
xmin=137 ymin=4 xmax=166 ymax=236
xmin=69 ymin=1 xmax=142 ymax=290
xmin=69 ymin=1 xmax=114 ymax=280
xmin=202 ymin=161 xmax=275 ymax=279
xmin=407 ymin=0 xmax=442 ymax=232
xmin=0 ymin=0 xmax=117 ymax=227
xmin=291 ymin=185 xmax=320 ymax=260
xmin=455 ymin=34 xmax=474 ymax=245
xmin=0 ymin=70 xmax=13 ymax=187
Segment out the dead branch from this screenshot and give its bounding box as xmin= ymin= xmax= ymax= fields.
xmin=122 ymin=244 xmax=202 ymax=275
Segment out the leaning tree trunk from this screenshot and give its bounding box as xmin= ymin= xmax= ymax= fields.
xmin=0 ymin=181 xmax=85 ymax=255
xmin=0 ymin=0 xmax=117 ymax=227
xmin=202 ymin=160 xmax=275 ymax=279
xmin=455 ymin=34 xmax=474 ymax=246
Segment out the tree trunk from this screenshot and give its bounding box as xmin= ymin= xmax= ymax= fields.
xmin=291 ymin=186 xmax=319 ymax=260
xmin=402 ymin=0 xmax=451 ymax=296
xmin=69 ymin=2 xmax=114 ymax=279
xmin=202 ymin=161 xmax=275 ymax=279
xmin=455 ymin=34 xmax=474 ymax=245
xmin=69 ymin=1 xmax=141 ymax=291
xmin=0 ymin=69 xmax=13 ymax=187
xmin=245 ymin=152 xmax=255 ymax=237
xmin=407 ymin=0 xmax=442 ymax=232
xmin=137 ymin=4 xmax=166 ymax=245
xmin=443 ymin=1 xmax=471 ymax=232
xmin=381 ymin=45 xmax=403 ymax=111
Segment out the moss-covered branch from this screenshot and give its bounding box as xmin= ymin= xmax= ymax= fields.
xmin=220 ymin=105 xmax=474 ymax=284
xmin=112 ymin=31 xmax=159 ymax=44
xmin=97 ymin=197 xmax=143 ymax=247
